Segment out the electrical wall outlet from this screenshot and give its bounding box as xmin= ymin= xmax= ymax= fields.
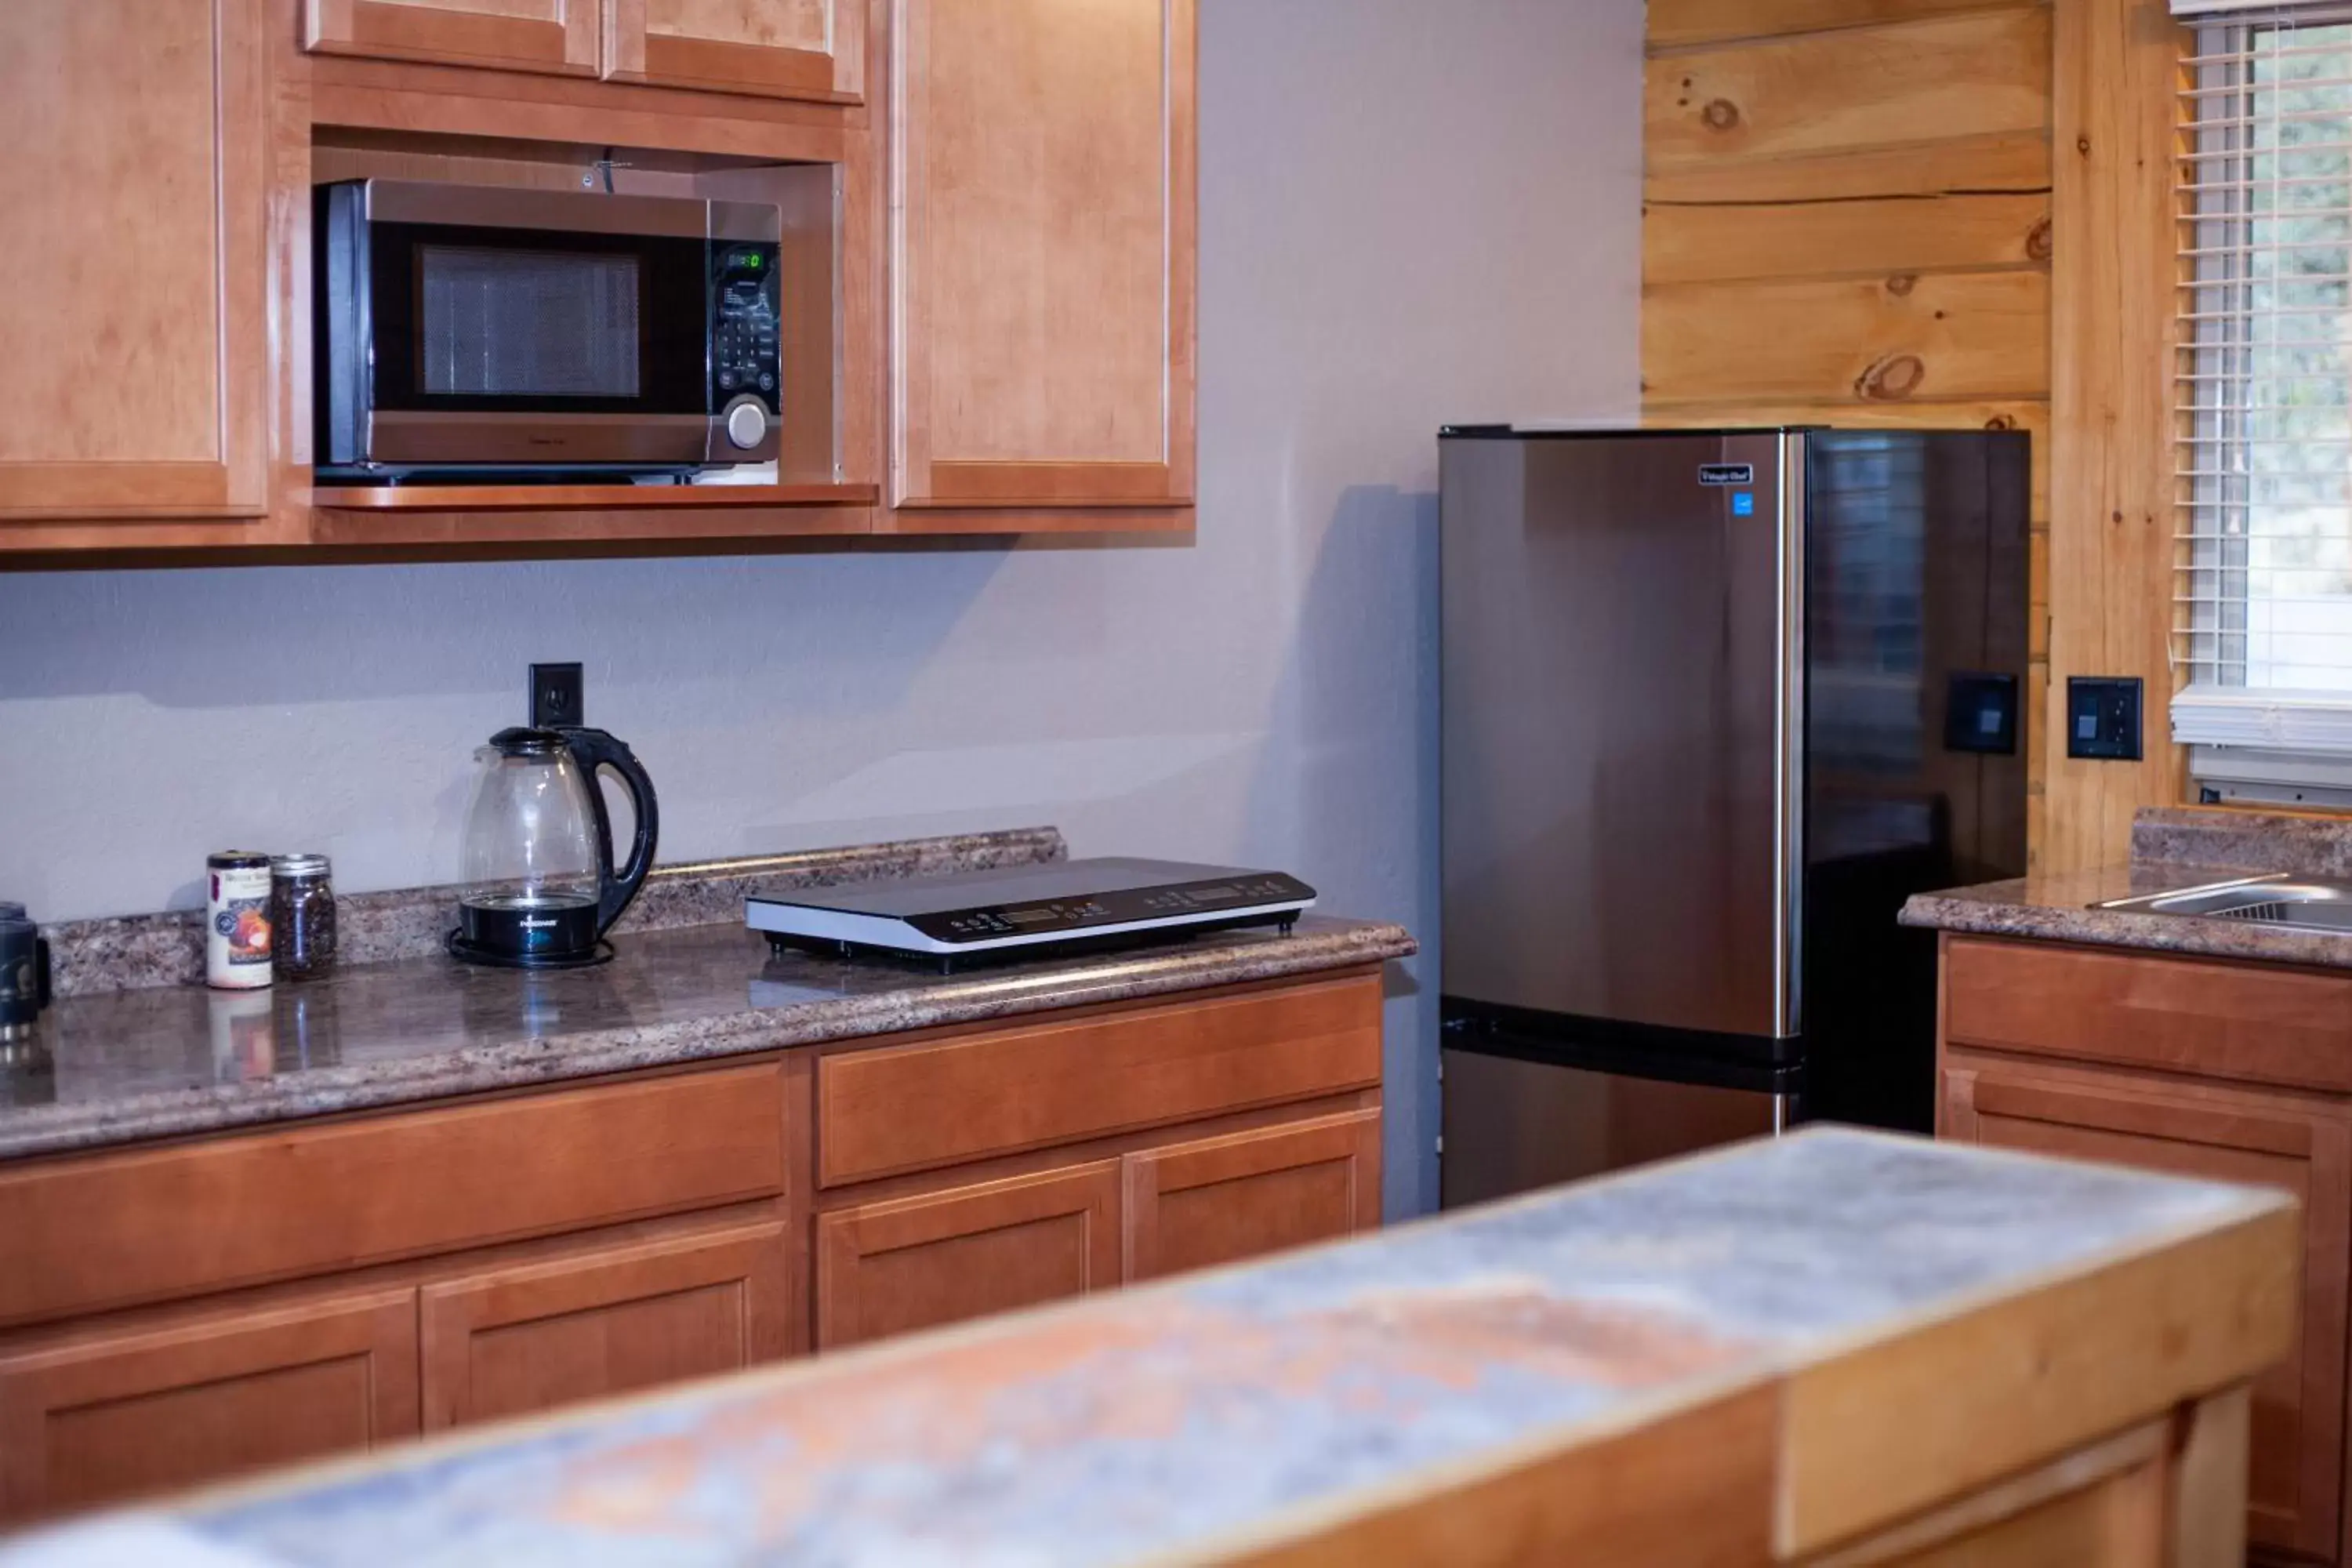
xmin=2066 ymin=677 xmax=2143 ymax=761
xmin=530 ymin=662 xmax=584 ymax=730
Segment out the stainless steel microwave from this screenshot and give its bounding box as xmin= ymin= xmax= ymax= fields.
xmin=314 ymin=180 xmax=782 ymax=479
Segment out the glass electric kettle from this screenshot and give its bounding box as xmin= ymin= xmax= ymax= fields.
xmin=450 ymin=727 xmax=659 ymax=968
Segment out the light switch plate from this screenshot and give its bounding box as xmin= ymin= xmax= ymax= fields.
xmin=2066 ymin=677 xmax=2143 ymax=761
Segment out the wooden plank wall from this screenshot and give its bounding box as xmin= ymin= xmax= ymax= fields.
xmin=2043 ymin=0 xmax=2186 ymax=873
xmin=1642 ymin=0 xmax=2061 ymax=863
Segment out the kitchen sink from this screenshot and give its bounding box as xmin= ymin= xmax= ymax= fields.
xmin=2095 ymin=875 xmax=2352 ymax=933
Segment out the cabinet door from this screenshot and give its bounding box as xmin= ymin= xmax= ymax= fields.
xmin=1944 ymin=1054 xmax=2350 ymax=1561
xmin=419 ymin=1221 xmax=789 ymax=1431
xmin=1123 ymin=1109 xmax=1382 ymax=1283
xmin=890 ymin=0 xmax=1196 ymax=510
xmin=0 ymin=1288 xmax=418 ymax=1523
xmin=0 ymin=0 xmax=267 ymax=522
xmin=303 ymin=0 xmax=599 ymax=76
xmin=815 ymin=1162 xmax=1119 ymax=1350
xmin=604 ymin=0 xmax=864 ymax=102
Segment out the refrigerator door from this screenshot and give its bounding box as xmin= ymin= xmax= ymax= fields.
xmin=1801 ymin=429 xmax=2031 ymax=1129
xmin=1439 ymin=430 xmax=1802 ymax=1042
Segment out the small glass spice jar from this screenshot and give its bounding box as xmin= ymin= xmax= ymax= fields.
xmin=270 ymin=854 xmax=337 ymax=982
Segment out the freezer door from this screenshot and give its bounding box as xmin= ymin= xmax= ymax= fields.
xmin=1439 ymin=430 xmax=1802 ymax=1040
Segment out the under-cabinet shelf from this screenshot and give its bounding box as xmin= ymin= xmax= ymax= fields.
xmin=308 ymin=482 xmax=877 ymax=513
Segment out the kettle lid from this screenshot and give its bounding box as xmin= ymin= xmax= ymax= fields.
xmin=488 ymin=726 xmax=568 ymax=757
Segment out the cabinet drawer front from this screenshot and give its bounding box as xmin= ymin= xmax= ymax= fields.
xmin=816 ymin=1163 xmax=1120 ymax=1349
xmin=421 ymin=1220 xmax=789 ymax=1431
xmin=1124 ymin=1109 xmax=1383 ymax=1282
xmin=817 ymin=975 xmax=1382 ymax=1186
xmin=0 ymin=1287 xmax=418 ymax=1523
xmin=1944 ymin=937 xmax=2352 ymax=1091
xmin=0 ymin=1064 xmax=786 ymax=1327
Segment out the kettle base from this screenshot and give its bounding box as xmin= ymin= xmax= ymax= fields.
xmin=445 ymin=932 xmax=615 ymax=971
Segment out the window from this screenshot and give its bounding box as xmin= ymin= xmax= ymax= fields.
xmin=2179 ymin=2 xmax=2352 ymax=799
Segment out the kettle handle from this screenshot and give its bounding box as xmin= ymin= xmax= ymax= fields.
xmin=558 ymin=728 xmax=660 ymax=937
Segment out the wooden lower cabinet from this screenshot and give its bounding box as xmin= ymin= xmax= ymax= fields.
xmin=0 ymin=1287 xmax=419 ymax=1520
xmin=0 ymin=971 xmax=1389 ymax=1519
xmin=817 ymin=1107 xmax=1388 ymax=1350
xmin=419 ymin=1221 xmax=790 ymax=1431
xmin=815 ymin=1162 xmax=1121 ymax=1350
xmin=1943 ymin=1050 xmax=2352 ymax=1561
xmin=1124 ymin=1109 xmax=1382 ymax=1282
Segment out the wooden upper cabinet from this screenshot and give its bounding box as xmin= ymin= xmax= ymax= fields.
xmin=0 ymin=0 xmax=267 ymax=523
xmin=0 ymin=1288 xmax=419 ymax=1523
xmin=303 ymin=0 xmax=600 ymax=77
xmin=604 ymin=0 xmax=866 ymax=102
xmin=889 ymin=0 xmax=1197 ymax=510
xmin=1943 ymin=1054 xmax=2351 ymax=1562
xmin=1124 ymin=1110 xmax=1383 ymax=1283
xmin=419 ymin=1221 xmax=790 ymax=1431
xmin=302 ymin=0 xmax=862 ymax=102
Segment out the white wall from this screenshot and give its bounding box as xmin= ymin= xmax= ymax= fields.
xmin=0 ymin=0 xmax=1642 ymax=1215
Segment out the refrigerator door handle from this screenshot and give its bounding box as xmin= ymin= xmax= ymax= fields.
xmin=1774 ymin=433 xmax=1807 ymax=1041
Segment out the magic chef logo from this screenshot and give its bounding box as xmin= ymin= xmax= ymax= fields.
xmin=1697 ymin=463 xmax=1753 ymax=486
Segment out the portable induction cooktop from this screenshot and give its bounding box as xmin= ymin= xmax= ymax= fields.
xmin=746 ymin=858 xmax=1316 ymax=966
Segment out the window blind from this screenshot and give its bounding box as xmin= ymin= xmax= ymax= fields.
xmin=2177 ymin=6 xmax=2352 ymax=757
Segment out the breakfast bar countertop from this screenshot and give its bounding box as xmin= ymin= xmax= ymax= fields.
xmin=0 ymin=830 xmax=1414 ymax=1163
xmin=0 ymin=1127 xmax=2294 ymax=1568
xmin=1900 ymin=806 xmax=2352 ymax=970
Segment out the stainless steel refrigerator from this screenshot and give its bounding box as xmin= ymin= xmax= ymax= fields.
xmin=1437 ymin=426 xmax=2028 ymax=1207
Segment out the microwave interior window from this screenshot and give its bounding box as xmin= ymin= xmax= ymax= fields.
xmin=417 ymin=245 xmax=643 ymax=399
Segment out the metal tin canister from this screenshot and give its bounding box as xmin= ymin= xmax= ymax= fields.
xmin=206 ymin=851 xmax=274 ymax=990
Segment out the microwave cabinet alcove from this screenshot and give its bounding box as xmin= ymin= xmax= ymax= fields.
xmin=0 ymin=0 xmax=1198 ymax=560
xmin=0 ymin=970 xmax=1384 ymax=1525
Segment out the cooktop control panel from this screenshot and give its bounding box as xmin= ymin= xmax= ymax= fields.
xmin=913 ymin=873 xmax=1310 ymax=943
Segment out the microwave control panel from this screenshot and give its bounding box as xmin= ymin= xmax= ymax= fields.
xmin=710 ymin=242 xmax=781 ymax=411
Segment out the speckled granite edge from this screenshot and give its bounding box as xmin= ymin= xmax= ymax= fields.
xmin=1900 ymin=883 xmax=2352 ymax=971
xmin=40 ymin=828 xmax=1067 ymax=1000
xmin=2134 ymin=806 xmax=2352 ymax=879
xmin=0 ymin=920 xmax=1415 ymax=1161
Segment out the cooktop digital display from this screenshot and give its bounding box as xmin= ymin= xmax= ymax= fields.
xmin=746 ymin=858 xmax=1316 ymax=960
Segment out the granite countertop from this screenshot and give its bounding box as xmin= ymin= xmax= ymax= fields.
xmin=1900 ymin=805 xmax=2352 ymax=969
xmin=0 ymin=831 xmax=1414 ymax=1163
xmin=0 ymin=1129 xmax=2286 ymax=1567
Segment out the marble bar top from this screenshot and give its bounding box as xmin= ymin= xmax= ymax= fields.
xmin=1900 ymin=805 xmax=2352 ymax=969
xmin=0 ymin=831 xmax=1414 ymax=1162
xmin=0 ymin=1129 xmax=2289 ymax=1568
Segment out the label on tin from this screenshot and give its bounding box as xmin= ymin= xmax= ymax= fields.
xmin=216 ymin=898 xmax=271 ymax=964
xmin=208 ymin=861 xmax=274 ymax=988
